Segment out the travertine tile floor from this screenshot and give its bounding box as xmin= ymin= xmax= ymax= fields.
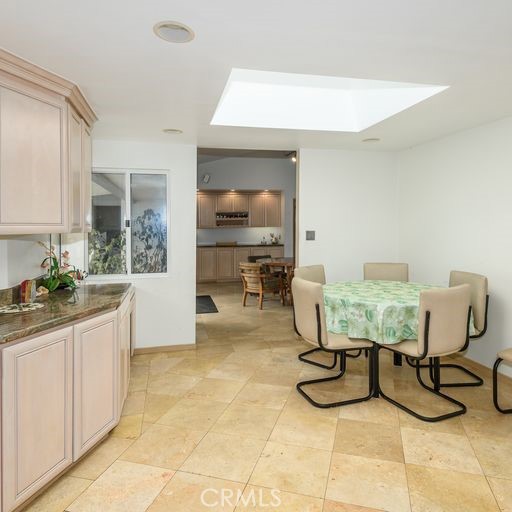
xmin=26 ymin=282 xmax=512 ymax=512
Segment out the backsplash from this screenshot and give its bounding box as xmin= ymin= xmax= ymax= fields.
xmin=196 ymin=227 xmax=284 ymax=246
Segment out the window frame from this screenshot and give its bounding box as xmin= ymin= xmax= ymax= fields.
xmin=86 ymin=167 xmax=170 ymax=280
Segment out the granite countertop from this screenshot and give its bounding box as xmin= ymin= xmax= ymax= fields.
xmin=197 ymin=243 xmax=284 ymax=247
xmin=0 ymin=283 xmax=133 ymax=345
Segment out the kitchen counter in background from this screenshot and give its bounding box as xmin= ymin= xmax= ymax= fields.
xmin=0 ymin=283 xmax=132 ymax=344
xmin=197 ymin=243 xmax=284 ymax=247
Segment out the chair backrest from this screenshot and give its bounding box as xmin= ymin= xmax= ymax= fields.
xmin=364 ymin=262 xmax=409 ymax=282
xmin=292 ymin=277 xmax=329 ymax=348
xmin=449 ymin=270 xmax=488 ymax=335
xmin=239 ymin=262 xmax=264 ymax=292
xmin=293 ymin=265 xmax=326 ymax=285
xmin=417 ymin=284 xmax=471 ymax=357
xmin=247 ymin=255 xmax=271 ymax=263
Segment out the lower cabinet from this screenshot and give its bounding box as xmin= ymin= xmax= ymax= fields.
xmin=1 ymin=327 xmax=74 ymax=512
xmin=118 ymin=293 xmax=135 ymax=412
xmin=73 ymin=311 xmax=119 ymax=460
xmin=217 ymin=248 xmax=235 ymax=280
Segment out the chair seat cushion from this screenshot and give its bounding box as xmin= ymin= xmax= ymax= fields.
xmin=498 ymin=348 xmax=512 ymax=363
xmin=326 ymin=333 xmax=373 ymax=350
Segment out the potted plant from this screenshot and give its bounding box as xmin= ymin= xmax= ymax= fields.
xmin=39 ymin=242 xmax=77 ymax=292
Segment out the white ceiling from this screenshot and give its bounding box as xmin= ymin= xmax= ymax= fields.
xmin=1 ymin=0 xmax=512 ymax=151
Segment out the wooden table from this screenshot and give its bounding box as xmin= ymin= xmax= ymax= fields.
xmin=260 ymin=257 xmax=295 ymax=304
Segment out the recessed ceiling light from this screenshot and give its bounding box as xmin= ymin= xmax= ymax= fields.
xmin=362 ymin=137 xmax=381 ymax=143
xmin=162 ymin=128 xmax=183 ymax=134
xmin=153 ymin=21 xmax=194 ymax=43
xmin=230 ymin=189 xmax=236 ymax=192
xmin=211 ymin=68 xmax=449 ymax=132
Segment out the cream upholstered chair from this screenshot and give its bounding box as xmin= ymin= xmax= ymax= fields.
xmin=378 ymin=284 xmax=472 ymax=422
xmin=292 ymin=277 xmax=374 ymax=408
xmin=493 ymin=348 xmax=512 ymax=414
xmin=294 ymin=264 xmax=326 ymax=284
xmin=239 ymin=262 xmax=284 ymax=310
xmin=364 ymin=262 xmax=409 ymax=282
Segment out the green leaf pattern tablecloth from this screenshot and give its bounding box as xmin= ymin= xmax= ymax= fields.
xmin=323 ymin=280 xmax=439 ymax=344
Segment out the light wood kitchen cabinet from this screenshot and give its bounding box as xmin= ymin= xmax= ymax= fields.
xmin=265 ymin=194 xmax=282 ymax=227
xmin=216 ymin=193 xmax=249 ymax=213
xmin=69 ymin=107 xmax=83 ymax=232
xmin=2 ymin=326 xmax=73 ymax=511
xmin=234 ymin=247 xmax=251 ymax=276
xmin=250 ymin=246 xmax=284 ymax=258
xmin=82 ymin=121 xmax=92 ymax=232
xmin=233 ymin=193 xmax=249 ymax=212
xmin=197 ymin=194 xmax=216 ymax=228
xmin=0 ymin=79 xmax=68 ymax=234
xmin=118 ymin=293 xmax=135 ymax=413
xmin=73 ymin=311 xmax=118 ymax=460
xmin=217 ymin=248 xmax=235 ymax=280
xmin=249 ymin=194 xmax=266 ymax=227
xmin=197 ymin=247 xmax=217 ymax=281
xmin=268 ymin=246 xmax=285 ymax=258
xmin=216 ymin=193 xmax=233 ymax=212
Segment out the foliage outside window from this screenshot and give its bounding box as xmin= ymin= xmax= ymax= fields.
xmin=88 ymin=170 xmax=168 ymax=275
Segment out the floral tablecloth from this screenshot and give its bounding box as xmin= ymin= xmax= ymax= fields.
xmin=323 ymin=280 xmax=439 ymax=344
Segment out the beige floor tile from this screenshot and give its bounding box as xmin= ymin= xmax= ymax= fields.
xmin=171 ymin=357 xmax=228 ymax=377
xmin=24 ymin=476 xmax=92 ymax=512
xmin=157 ymin=397 xmax=228 ymax=429
xmin=338 ymin=398 xmax=399 ymax=426
xmin=401 ymin=427 xmax=482 ymax=474
xmin=186 ymin=378 xmax=246 ymax=403
xmin=111 ymin=414 xmax=143 ymax=440
xmin=233 ymin=382 xmax=291 ymax=410
xmin=334 ymin=418 xmax=404 ymax=463
xmin=67 ymin=460 xmax=173 ymax=512
xmin=249 ymin=366 xmax=302 ymax=387
xmin=462 ymin=409 xmax=512 ymax=439
xmin=406 ymin=464 xmax=499 ymax=512
xmin=128 ymin=372 xmax=149 ymax=392
xmin=120 ymin=424 xmax=205 ymax=470
xmin=147 ymin=471 xmax=245 ymax=512
xmin=249 ymin=441 xmax=331 ymax=498
xmin=269 ymin=408 xmax=337 ymax=450
xmin=323 ymin=501 xmax=382 ymax=512
xmin=470 ymin=435 xmax=512 ymax=479
xmin=326 ymin=453 xmax=410 ymax=512
xmin=143 ymin=393 xmax=180 ymax=423
xmin=69 ymin=436 xmax=134 ymax=480
xmin=121 ymin=391 xmax=146 ymax=416
xmin=207 ymin=362 xmax=256 ymax=382
xmin=211 ymin=403 xmax=280 ymax=440
xmin=283 ymin=392 xmax=339 ymax=418
xmin=235 ymin=485 xmax=323 ymax=511
xmin=488 ymin=477 xmax=512 ymax=512
xmin=149 ymin=357 xmax=185 ymax=375
xmin=398 ymin=408 xmax=465 ymax=435
xmin=147 ymin=373 xmax=202 ymax=396
xmin=181 ymin=432 xmax=266 ymax=482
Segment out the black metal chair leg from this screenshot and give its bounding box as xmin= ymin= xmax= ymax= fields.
xmin=405 ymin=356 xmax=484 ymax=388
xmin=298 ymin=347 xmax=338 ymax=369
xmin=493 ymin=358 xmax=512 ymax=414
xmin=379 ymin=357 xmax=467 ymax=422
xmin=346 ymin=349 xmax=363 ymax=359
xmin=296 ymin=352 xmax=374 ymax=409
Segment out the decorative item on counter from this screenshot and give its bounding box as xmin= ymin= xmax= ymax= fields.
xmin=38 ymin=242 xmax=78 ymax=292
xmin=36 ymin=286 xmax=49 ymax=295
xmin=261 ymin=236 xmax=267 ymax=245
xmin=269 ymin=233 xmax=281 ymax=245
xmin=19 ymin=279 xmax=37 ymax=303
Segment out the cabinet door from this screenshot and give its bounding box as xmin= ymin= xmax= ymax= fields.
xmin=233 ymin=193 xmax=249 ymax=212
xmin=269 ymin=247 xmax=284 ymax=258
xmin=198 ymin=195 xmax=216 ymax=228
xmin=217 ymin=248 xmax=234 ymax=280
xmin=234 ymin=247 xmax=251 ymax=276
xmin=2 ymin=327 xmax=73 ymax=511
xmin=265 ymin=194 xmax=281 ymax=227
xmin=73 ymin=311 xmax=118 ymax=460
xmin=118 ymin=304 xmax=131 ymax=414
xmin=82 ymin=121 xmax=92 ymax=232
xmin=251 ymin=247 xmax=271 ymax=257
xmin=0 ymin=82 xmax=68 ymax=234
xmin=198 ymin=248 xmax=217 ymax=281
xmin=216 ymin=194 xmax=233 ymax=212
xmin=249 ymin=194 xmax=266 ymax=227
xmin=69 ymin=107 xmax=83 ymax=232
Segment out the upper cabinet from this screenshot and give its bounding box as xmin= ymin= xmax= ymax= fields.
xmin=0 ymin=49 xmax=97 ymax=235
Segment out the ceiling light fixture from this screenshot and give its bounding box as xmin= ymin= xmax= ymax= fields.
xmin=162 ymin=128 xmax=183 ymax=134
xmin=153 ymin=21 xmax=194 ymax=43
xmin=362 ymin=137 xmax=381 ymax=143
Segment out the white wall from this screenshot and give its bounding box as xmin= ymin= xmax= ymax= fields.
xmin=197 ymin=157 xmax=296 ymax=256
xmin=297 ymin=148 xmax=400 ymax=282
xmin=397 ymin=117 xmax=512 ymax=374
xmin=88 ymin=139 xmax=197 ymax=348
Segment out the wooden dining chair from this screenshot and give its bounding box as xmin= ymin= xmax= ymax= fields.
xmin=493 ymin=349 xmax=512 ymax=414
xmin=239 ymin=262 xmax=284 ymax=310
xmin=377 ymin=284 xmax=472 ymax=422
xmin=363 ymin=262 xmax=409 ymax=282
xmin=292 ymin=277 xmax=374 ymax=409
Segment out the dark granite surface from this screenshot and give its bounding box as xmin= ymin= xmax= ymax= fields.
xmin=0 ymin=283 xmax=132 ymax=345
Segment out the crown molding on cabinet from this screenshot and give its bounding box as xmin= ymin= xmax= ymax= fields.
xmin=0 ymin=47 xmax=98 ymax=126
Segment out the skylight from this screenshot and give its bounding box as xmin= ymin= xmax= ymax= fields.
xmin=211 ymin=69 xmax=448 ymax=132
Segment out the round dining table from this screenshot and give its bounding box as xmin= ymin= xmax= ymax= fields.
xmin=323 ymin=280 xmax=439 ymax=345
